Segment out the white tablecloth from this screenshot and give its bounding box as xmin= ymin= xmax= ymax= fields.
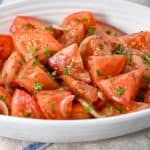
xmin=0 ymin=0 xmax=150 ymax=149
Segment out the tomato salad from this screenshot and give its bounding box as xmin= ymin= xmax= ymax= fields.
xmin=0 ymin=11 xmax=149 ymax=120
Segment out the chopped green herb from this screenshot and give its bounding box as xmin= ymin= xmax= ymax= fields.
xmin=45 ymin=26 xmax=53 ymax=32
xmin=32 ymin=61 xmax=38 ymax=67
xmin=96 ymin=70 xmax=104 ymax=76
xmin=116 ymin=86 xmax=125 ymax=97
xmin=57 ymin=87 xmax=64 ymax=92
xmin=50 ymin=103 xmax=56 ymax=111
xmin=84 ymin=104 xmax=92 ymax=112
xmin=106 ymin=29 xmax=112 ymax=35
xmin=87 ymin=26 xmax=96 ymax=36
xmin=141 ymin=54 xmax=150 ymax=64
xmin=63 ymin=65 xmax=72 ymax=75
xmin=113 ymin=44 xmax=126 ymax=55
xmin=44 ymin=45 xmax=50 ymax=57
xmin=0 ymin=95 xmax=6 ymax=101
xmin=127 ymin=55 xmax=133 ymax=64
xmin=115 ymin=107 xmax=123 ymax=113
xmin=33 ymin=82 xmax=43 ymax=91
xmin=28 ymin=47 xmax=39 ymax=57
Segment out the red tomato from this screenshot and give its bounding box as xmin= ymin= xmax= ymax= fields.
xmin=0 ymin=51 xmax=23 ymax=85
xmin=144 ymin=90 xmax=150 ymax=104
xmin=63 ymin=75 xmax=98 ymax=104
xmin=130 ymin=102 xmax=150 ymax=112
xmin=70 ymin=102 xmax=91 ymax=119
xmin=36 ymin=90 xmax=74 ymax=119
xmin=12 ymin=29 xmax=62 ymax=64
xmin=98 ymin=69 xmax=143 ymax=106
xmin=0 ymin=86 xmax=12 ymax=111
xmin=17 ymin=59 xmax=58 ymax=94
xmin=79 ymin=34 xmax=112 ymax=63
xmin=88 ymin=55 xmax=126 ymax=87
xmin=119 ymin=31 xmax=150 ymax=57
xmin=11 ymin=89 xmax=44 ymax=118
xmin=59 ymin=23 xmax=86 ymax=47
xmin=49 ymin=43 xmax=91 ymax=83
xmin=11 ymin=16 xmax=53 ymax=34
xmin=63 ymin=11 xmax=96 ymax=29
xmin=0 ymin=35 xmax=14 ymax=61
xmin=95 ymin=22 xmax=125 ymax=38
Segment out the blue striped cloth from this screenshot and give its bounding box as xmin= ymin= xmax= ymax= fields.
xmin=0 ymin=0 xmax=52 ymax=149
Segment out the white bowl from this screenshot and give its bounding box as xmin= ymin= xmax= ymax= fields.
xmin=0 ymin=0 xmax=150 ymax=143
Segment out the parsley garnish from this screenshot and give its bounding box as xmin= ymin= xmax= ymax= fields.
xmin=141 ymin=54 xmax=150 ymax=64
xmin=28 ymin=47 xmax=39 ymax=57
xmin=113 ymin=44 xmax=126 ymax=55
xmin=50 ymin=103 xmax=56 ymax=111
xmin=63 ymin=65 xmax=72 ymax=75
xmin=84 ymin=104 xmax=92 ymax=112
xmin=32 ymin=61 xmax=38 ymax=67
xmin=96 ymin=70 xmax=104 ymax=76
xmin=87 ymin=26 xmax=96 ymax=36
xmin=44 ymin=45 xmax=50 ymax=57
xmin=116 ymin=86 xmax=125 ymax=97
xmin=45 ymin=26 xmax=53 ymax=32
xmin=127 ymin=55 xmax=133 ymax=64
xmin=0 ymin=95 xmax=6 ymax=101
xmin=33 ymin=82 xmax=43 ymax=91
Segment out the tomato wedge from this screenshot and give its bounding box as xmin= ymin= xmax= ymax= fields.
xmin=36 ymin=90 xmax=74 ymax=119
xmin=11 ymin=89 xmax=44 ymax=118
xmin=0 ymin=51 xmax=24 ymax=85
xmin=95 ymin=22 xmax=125 ymax=38
xmin=0 ymin=35 xmax=14 ymax=61
xmin=63 ymin=11 xmax=96 ymax=29
xmin=0 ymin=86 xmax=12 ymax=111
xmin=98 ymin=69 xmax=143 ymax=106
xmin=144 ymin=90 xmax=150 ymax=104
xmin=17 ymin=59 xmax=58 ymax=93
xmin=70 ymin=102 xmax=91 ymax=119
xmin=63 ymin=75 xmax=98 ymax=104
xmin=79 ymin=34 xmax=112 ymax=63
xmin=49 ymin=43 xmax=91 ymax=83
xmin=119 ymin=31 xmax=150 ymax=57
xmin=88 ymin=55 xmax=126 ymax=87
xmin=59 ymin=23 xmax=86 ymax=47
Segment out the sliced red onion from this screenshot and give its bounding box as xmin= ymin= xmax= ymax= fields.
xmin=60 ymin=95 xmax=75 ymax=117
xmin=78 ymin=98 xmax=102 ymax=118
xmin=0 ymin=100 xmax=9 ymax=115
xmin=51 ymin=24 xmax=69 ymax=31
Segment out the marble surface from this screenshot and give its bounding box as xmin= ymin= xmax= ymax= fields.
xmin=0 ymin=0 xmax=150 ymax=150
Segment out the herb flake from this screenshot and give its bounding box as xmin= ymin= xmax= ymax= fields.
xmin=116 ymin=86 xmax=125 ymax=97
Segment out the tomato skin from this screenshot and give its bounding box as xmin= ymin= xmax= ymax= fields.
xmin=0 ymin=51 xmax=23 ymax=85
xmin=119 ymin=31 xmax=150 ymax=57
xmin=144 ymin=90 xmax=150 ymax=104
xmin=36 ymin=90 xmax=74 ymax=119
xmin=17 ymin=59 xmax=58 ymax=94
xmin=95 ymin=22 xmax=125 ymax=38
xmin=0 ymin=35 xmax=14 ymax=61
xmin=63 ymin=75 xmax=98 ymax=104
xmin=70 ymin=102 xmax=91 ymax=119
xmin=63 ymin=11 xmax=96 ymax=29
xmin=49 ymin=43 xmax=91 ymax=83
xmin=79 ymin=34 xmax=112 ymax=64
xmin=59 ymin=23 xmax=86 ymax=47
xmin=88 ymin=55 xmax=126 ymax=87
xmin=11 ymin=89 xmax=44 ymax=118
xmin=0 ymin=86 xmax=12 ymax=111
xmin=98 ymin=69 xmax=143 ymax=106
